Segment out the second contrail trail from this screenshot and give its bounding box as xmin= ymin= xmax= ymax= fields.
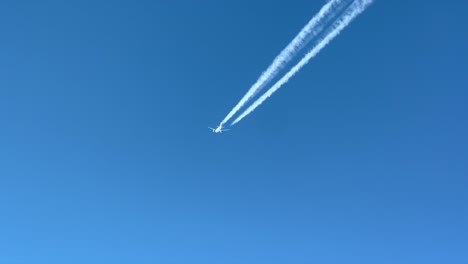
xmin=232 ymin=0 xmax=373 ymax=125
xmin=219 ymin=0 xmax=349 ymax=126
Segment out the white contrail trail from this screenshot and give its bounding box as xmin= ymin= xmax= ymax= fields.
xmin=232 ymin=0 xmax=373 ymax=125
xmin=220 ymin=0 xmax=349 ymax=126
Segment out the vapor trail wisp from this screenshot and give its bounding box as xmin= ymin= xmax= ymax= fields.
xmin=220 ymin=0 xmax=348 ymax=126
xmin=232 ymin=0 xmax=373 ymax=125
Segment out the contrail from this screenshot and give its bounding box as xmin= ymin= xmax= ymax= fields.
xmin=232 ymin=0 xmax=373 ymax=125
xmin=220 ymin=0 xmax=349 ymax=126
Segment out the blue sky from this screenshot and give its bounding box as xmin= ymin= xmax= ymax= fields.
xmin=1 ymin=0 xmax=467 ymax=263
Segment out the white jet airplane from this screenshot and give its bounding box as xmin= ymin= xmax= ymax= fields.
xmin=208 ymin=124 xmax=230 ymax=133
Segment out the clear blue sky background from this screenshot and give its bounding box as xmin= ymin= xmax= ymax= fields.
xmin=1 ymin=0 xmax=467 ymax=263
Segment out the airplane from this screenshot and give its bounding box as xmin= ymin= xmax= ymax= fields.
xmin=208 ymin=124 xmax=230 ymax=133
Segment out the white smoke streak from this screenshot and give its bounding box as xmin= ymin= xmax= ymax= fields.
xmin=232 ymin=0 xmax=373 ymax=125
xmin=220 ymin=0 xmax=349 ymax=125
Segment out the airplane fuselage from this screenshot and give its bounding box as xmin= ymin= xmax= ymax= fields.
xmin=209 ymin=124 xmax=226 ymax=133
